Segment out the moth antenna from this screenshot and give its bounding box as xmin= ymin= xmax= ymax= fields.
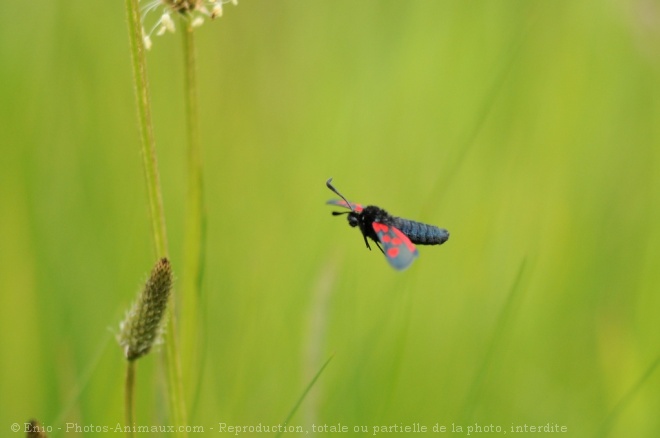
xmin=326 ymin=178 xmax=354 ymax=212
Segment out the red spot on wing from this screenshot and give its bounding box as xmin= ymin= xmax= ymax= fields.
xmin=372 ymin=222 xmax=419 ymax=270
xmin=373 ymin=222 xmax=389 ymax=233
xmin=392 ymin=227 xmax=416 ymax=252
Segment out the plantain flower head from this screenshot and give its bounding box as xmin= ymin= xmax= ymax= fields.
xmin=140 ymin=0 xmax=238 ymax=49
xmin=117 ymin=258 xmax=173 ymax=361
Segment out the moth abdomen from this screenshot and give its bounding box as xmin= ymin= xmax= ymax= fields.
xmin=393 ymin=218 xmax=449 ymax=245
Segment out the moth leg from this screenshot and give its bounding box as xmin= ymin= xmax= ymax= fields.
xmin=375 ymin=241 xmax=385 ymax=254
xmin=363 ymin=235 xmax=371 ymax=251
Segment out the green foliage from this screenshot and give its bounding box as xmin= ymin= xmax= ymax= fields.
xmin=1 ymin=1 xmax=659 ymax=436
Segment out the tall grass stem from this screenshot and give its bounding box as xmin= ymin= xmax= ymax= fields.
xmin=180 ymin=23 xmax=207 ymax=416
xmin=460 ymin=257 xmax=530 ymax=423
xmin=124 ymin=0 xmax=187 ymax=434
xmin=124 ymin=361 xmax=136 ymax=437
xmin=125 ymin=0 xmax=168 ymax=256
xmin=276 ymin=354 xmax=335 ymax=438
xmin=595 ymin=353 xmax=660 ymax=437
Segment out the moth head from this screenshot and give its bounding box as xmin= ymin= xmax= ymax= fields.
xmin=327 ymin=177 xmax=361 ymax=228
xmin=331 ymin=210 xmax=360 ymax=228
xmin=347 ymin=212 xmax=359 ymax=228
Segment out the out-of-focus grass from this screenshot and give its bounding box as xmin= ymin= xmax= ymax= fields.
xmin=1 ymin=0 xmax=659 ymax=436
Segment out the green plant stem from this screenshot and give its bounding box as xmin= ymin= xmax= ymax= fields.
xmin=180 ymin=21 xmax=207 ymax=418
xmin=460 ymin=258 xmax=530 ymax=424
xmin=182 ymin=1 xmax=205 ymax=299
xmin=595 ymin=353 xmax=660 ymax=437
xmin=124 ymin=0 xmax=187 ymax=435
xmin=125 ymin=0 xmax=168 ymax=257
xmin=276 ymin=354 xmax=335 ymax=438
xmin=125 ymin=361 xmax=136 ymax=437
xmin=181 ymin=22 xmax=204 ymax=305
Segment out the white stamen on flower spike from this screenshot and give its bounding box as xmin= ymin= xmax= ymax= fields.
xmin=211 ymin=2 xmax=223 ymax=18
xmin=161 ymin=12 xmax=175 ymax=33
xmin=142 ymin=27 xmax=153 ymax=50
xmin=139 ymin=0 xmax=238 ymax=47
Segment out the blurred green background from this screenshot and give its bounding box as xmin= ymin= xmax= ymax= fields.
xmin=1 ymin=0 xmax=659 ymax=436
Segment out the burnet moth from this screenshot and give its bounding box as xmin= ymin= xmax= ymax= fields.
xmin=326 ymin=178 xmax=449 ymax=270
